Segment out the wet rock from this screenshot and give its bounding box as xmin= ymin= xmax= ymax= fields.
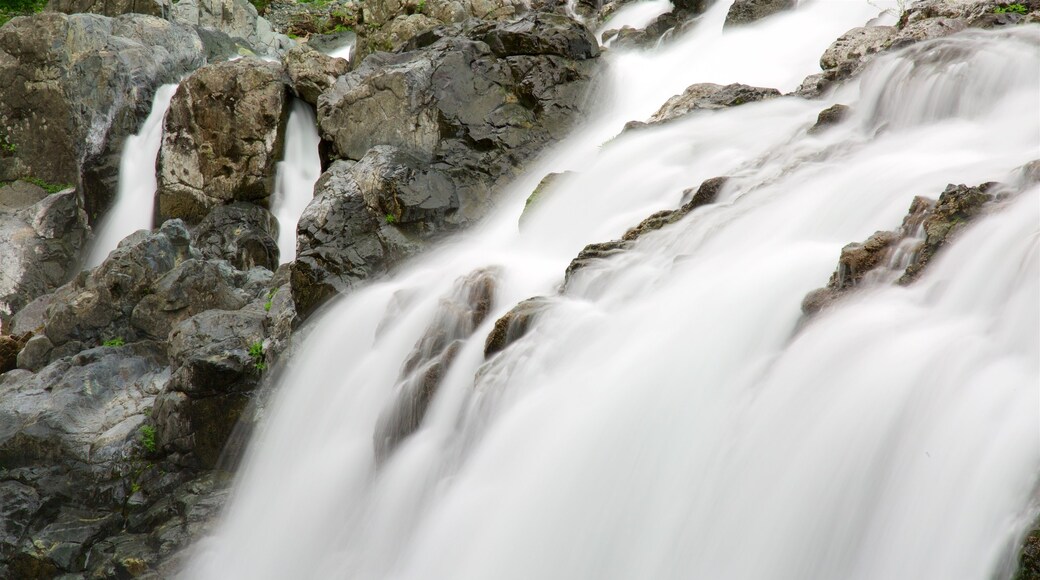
xmin=155 ymin=308 xmax=266 ymax=467
xmin=808 ymin=104 xmax=851 ymax=134
xmin=131 ymin=259 xmax=252 ymax=340
xmin=0 ymin=13 xmax=205 ymax=223
xmin=519 ymin=171 xmax=577 ymax=227
xmin=192 ymin=202 xmax=281 ymax=271
xmin=627 ymin=83 xmax=781 ymax=130
xmin=1017 ymin=527 xmax=1040 ymax=580
xmin=157 ymin=58 xmax=291 ymax=224
xmin=0 ymin=186 xmax=90 ymax=330
xmin=801 ymin=230 xmax=901 ymax=315
xmin=899 ymin=182 xmax=994 ymax=284
xmin=724 ymin=0 xmax=796 ymax=27
xmin=283 ymin=43 xmax=350 ymax=106
xmin=899 ymin=0 xmax=1039 ymax=25
xmin=42 ymin=220 xmax=194 ymax=351
xmin=889 ymin=17 xmax=967 ymax=50
xmin=484 ymin=296 xmax=553 ymax=357
xmin=375 ymin=267 xmax=498 ymax=458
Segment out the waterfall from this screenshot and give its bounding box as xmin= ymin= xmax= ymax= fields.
xmin=183 ymin=2 xmax=1040 ymax=579
xmin=271 ymin=99 xmax=322 ymax=263
xmin=85 ymin=84 xmax=178 ymax=268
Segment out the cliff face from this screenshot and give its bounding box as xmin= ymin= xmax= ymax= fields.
xmin=1 ymin=0 xmax=1038 ymax=577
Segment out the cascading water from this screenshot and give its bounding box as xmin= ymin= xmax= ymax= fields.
xmin=184 ymin=3 xmax=1040 ymax=579
xmin=271 ymin=99 xmax=322 ymax=263
xmin=85 ymin=84 xmax=178 ymax=268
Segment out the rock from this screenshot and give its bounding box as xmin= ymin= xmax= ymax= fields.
xmin=156 ymin=308 xmax=267 ymax=467
xmin=0 ymin=186 xmax=90 ymax=330
xmin=724 ymin=0 xmax=796 ymax=27
xmin=888 ymin=17 xmax=967 ymax=50
xmin=195 ymin=26 xmax=259 ymax=62
xmin=192 ymin=202 xmax=281 ymax=271
xmin=899 ymin=182 xmax=994 ymax=283
xmin=0 ymin=13 xmax=205 ymax=224
xmin=46 ymin=0 xmax=167 ymax=17
xmin=802 ymin=230 xmax=901 ymax=315
xmin=16 ymin=335 xmax=53 ymax=372
xmin=157 ymin=58 xmax=291 ymax=224
xmin=484 ymin=296 xmax=553 ymax=357
xmin=630 ymin=83 xmax=781 ymax=129
xmin=283 ymin=43 xmax=350 ymax=106
xmin=899 ymin=0 xmax=1039 ymax=25
xmin=808 ymin=104 xmax=851 ymax=134
xmin=520 ymin=171 xmax=577 ymax=227
xmin=170 ymin=0 xmax=264 ymax=49
xmin=130 ymin=259 xmax=252 ymax=340
xmin=374 ymin=267 xmax=498 ymax=458
xmin=819 ymin=25 xmax=897 ymax=74
xmin=0 ymin=334 xmax=27 ymax=374
xmin=42 ymin=220 xmax=194 ymax=350
xmin=1017 ymin=527 xmax=1040 ymax=580
xmin=0 ymin=481 xmax=42 ymax=560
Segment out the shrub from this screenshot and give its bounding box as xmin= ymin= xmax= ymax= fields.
xmin=103 ymin=337 xmax=126 ymax=347
xmin=139 ymin=425 xmax=157 ymax=454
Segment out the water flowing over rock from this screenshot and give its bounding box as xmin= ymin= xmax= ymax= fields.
xmin=724 ymin=0 xmax=796 ymax=27
xmin=0 ymin=12 xmax=205 ymax=223
xmin=157 ymin=58 xmax=291 ymax=224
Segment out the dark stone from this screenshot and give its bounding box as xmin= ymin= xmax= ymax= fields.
xmin=808 ymin=104 xmax=851 ymax=134
xmin=484 ymin=296 xmax=554 ymax=357
xmin=192 ymin=202 xmax=281 ymax=271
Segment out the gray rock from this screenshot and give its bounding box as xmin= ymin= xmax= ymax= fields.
xmin=16 ymin=335 xmax=53 ymax=372
xmin=192 ymin=202 xmax=281 ymax=271
xmin=625 ymin=83 xmax=781 ymax=131
xmin=0 ymin=186 xmax=89 ymax=330
xmin=156 ymin=58 xmax=291 ymax=224
xmin=46 ymin=0 xmax=168 ymax=17
xmin=130 ymin=259 xmax=252 ymax=340
xmin=724 ymin=0 xmax=796 ymax=27
xmin=819 ymin=26 xmax=897 ymax=72
xmin=0 ymin=13 xmax=205 ymax=224
xmin=283 ymin=43 xmax=350 ymax=106
xmin=808 ymin=104 xmax=851 ymax=134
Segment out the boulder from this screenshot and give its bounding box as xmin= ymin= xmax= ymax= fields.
xmin=484 ymin=296 xmax=553 ymax=357
xmin=192 ymin=202 xmax=281 ymax=271
xmin=724 ymin=0 xmax=796 ymax=27
xmin=0 ymin=13 xmax=205 ymax=224
xmin=156 ymin=58 xmax=291 ymax=224
xmin=808 ymin=104 xmax=851 ymax=134
xmin=626 ymin=83 xmax=781 ymax=130
xmin=899 ymin=182 xmax=994 ymax=283
xmin=283 ymin=43 xmax=350 ymax=106
xmin=0 ymin=184 xmax=89 ymax=330
xmin=169 ymin=0 xmax=290 ymax=53
xmin=130 ymin=259 xmax=252 ymax=340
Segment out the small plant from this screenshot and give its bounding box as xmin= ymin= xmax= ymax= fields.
xmin=23 ymin=177 xmax=72 ymax=194
xmin=0 ymin=133 xmax=15 ymax=154
xmin=385 ymin=213 xmax=397 ymax=224
xmin=264 ymin=289 xmax=277 ymax=312
xmin=249 ymin=341 xmax=266 ymax=372
xmin=416 ymin=0 xmax=427 ymax=13
xmin=994 ymin=3 xmax=1027 ymax=13
xmin=139 ymin=425 xmax=157 ymax=454
xmin=103 ymin=337 xmax=126 ymax=347
xmin=130 ymin=481 xmax=142 ymax=494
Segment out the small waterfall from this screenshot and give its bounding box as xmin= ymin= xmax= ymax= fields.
xmin=184 ymin=3 xmax=1039 ymax=578
xmin=271 ymin=99 xmax=322 ymax=263
xmin=86 ymin=84 xmax=178 ymax=268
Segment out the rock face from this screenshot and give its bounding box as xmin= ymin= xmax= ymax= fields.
xmin=283 ymin=43 xmax=350 ymax=107
xmin=169 ymin=0 xmax=290 ymax=53
xmin=0 ymin=183 xmax=90 ymax=330
xmin=354 ymin=0 xmax=528 ymax=57
xmin=192 ymin=202 xmax=281 ymax=271
xmin=0 ymin=13 xmax=205 ymax=223
xmin=724 ymin=0 xmax=796 ymax=27
xmin=46 ymin=0 xmax=167 ymax=17
xmin=157 ymin=58 xmax=291 ymax=224
xmin=296 ymin=13 xmax=599 ymax=316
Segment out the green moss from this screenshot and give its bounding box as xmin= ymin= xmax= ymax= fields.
xmin=994 ymin=3 xmax=1028 ymax=13
xmin=23 ymin=177 xmax=72 ymax=194
xmin=103 ymin=337 xmax=126 ymax=347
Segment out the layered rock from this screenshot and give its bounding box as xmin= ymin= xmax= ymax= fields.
xmin=295 ymin=13 xmax=599 ymax=316
xmin=156 ymin=58 xmax=291 ymax=224
xmin=0 ymin=13 xmax=205 ymax=223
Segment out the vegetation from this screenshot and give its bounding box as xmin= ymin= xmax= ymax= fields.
xmin=994 ymin=3 xmax=1028 ymax=14
xmin=385 ymin=213 xmax=397 ymax=224
xmin=139 ymin=425 xmax=157 ymax=454
xmin=0 ymin=0 xmax=46 ymax=28
xmin=264 ymin=289 xmax=277 ymax=312
xmin=249 ymin=0 xmax=271 ymax=15
xmin=249 ymin=341 xmax=267 ymax=372
xmin=103 ymin=337 xmax=126 ymax=347
xmin=23 ymin=177 xmax=73 ymax=194
xmin=0 ymin=133 xmax=15 ymax=154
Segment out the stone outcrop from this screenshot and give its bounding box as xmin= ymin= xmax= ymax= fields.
xmin=0 ymin=13 xmax=205 ymax=223
xmin=283 ymin=43 xmax=350 ymax=106
xmin=156 ymin=58 xmax=291 ymax=224
xmin=192 ymin=202 xmax=281 ymax=271
xmin=46 ymin=0 xmax=166 ymax=17
xmin=295 ymin=12 xmax=599 ymax=316
xmin=808 ymin=103 xmax=851 ymax=134
xmin=0 ymin=183 xmax=89 ymax=330
xmin=625 ymin=83 xmax=781 ymax=131
xmin=724 ymin=0 xmax=796 ymax=27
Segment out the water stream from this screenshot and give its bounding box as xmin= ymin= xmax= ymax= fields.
xmin=184 ymin=2 xmax=1040 ymax=579
xmin=85 ymin=84 xmax=179 ymax=268
xmin=271 ymin=99 xmax=322 ymax=263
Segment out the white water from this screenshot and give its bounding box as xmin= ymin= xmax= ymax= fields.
xmin=86 ymin=84 xmax=178 ymax=268
xmin=185 ymin=2 xmax=1040 ymax=579
xmin=271 ymin=99 xmax=322 ymax=263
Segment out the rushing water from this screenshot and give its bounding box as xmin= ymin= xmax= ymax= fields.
xmin=85 ymin=84 xmax=179 ymax=268
xmin=271 ymin=99 xmax=322 ymax=263
xmin=184 ymin=2 xmax=1040 ymax=579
